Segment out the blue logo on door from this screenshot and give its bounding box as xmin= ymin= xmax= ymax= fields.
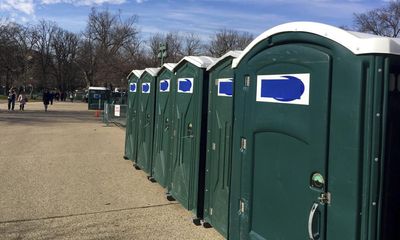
xmin=261 ymin=76 xmax=304 ymax=101
xmin=142 ymin=83 xmax=150 ymax=94
xmin=178 ymin=78 xmax=193 ymax=93
xmin=130 ymin=83 xmax=137 ymax=92
xmin=256 ymin=74 xmax=310 ymax=105
xmin=160 ymin=79 xmax=170 ymax=92
xmin=218 ymin=79 xmax=233 ymax=97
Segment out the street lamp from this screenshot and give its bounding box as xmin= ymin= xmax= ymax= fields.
xmin=158 ymin=43 xmax=168 ymax=67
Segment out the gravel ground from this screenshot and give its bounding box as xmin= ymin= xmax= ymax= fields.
xmin=0 ymin=101 xmax=224 ymax=240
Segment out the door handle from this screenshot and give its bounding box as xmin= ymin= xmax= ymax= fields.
xmin=308 ymin=202 xmax=319 ymax=240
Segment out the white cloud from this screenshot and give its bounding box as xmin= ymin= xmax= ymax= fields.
xmin=136 ymin=0 xmax=147 ymax=3
xmin=0 ymin=0 xmax=127 ymax=16
xmin=0 ymin=0 xmax=35 ymax=15
xmin=41 ymin=0 xmax=126 ymax=6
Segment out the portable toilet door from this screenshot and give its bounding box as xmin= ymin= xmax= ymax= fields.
xmin=124 ymin=74 xmax=133 ymax=160
xmin=229 ymin=21 xmax=400 ymax=240
xmin=152 ymin=63 xmax=176 ymax=187
xmin=88 ymin=87 xmax=109 ymax=110
xmin=203 ymin=51 xmax=241 ymax=238
xmin=169 ymin=56 xmax=217 ymax=221
xmin=124 ymin=70 xmax=144 ymax=163
xmin=136 ymin=68 xmax=160 ymax=174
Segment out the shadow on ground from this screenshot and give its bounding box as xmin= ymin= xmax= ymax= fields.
xmin=0 ymin=110 xmax=101 ymax=126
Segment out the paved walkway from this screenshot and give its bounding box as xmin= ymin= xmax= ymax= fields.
xmin=0 ymin=101 xmax=223 ymax=240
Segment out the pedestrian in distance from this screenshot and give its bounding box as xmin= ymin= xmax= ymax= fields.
xmin=60 ymin=91 xmax=65 ymax=101
xmin=50 ymin=91 xmax=54 ymax=105
xmin=69 ymin=92 xmax=74 ymax=102
xmin=7 ymin=88 xmax=16 ymax=111
xmin=17 ymin=91 xmax=27 ymax=111
xmin=43 ymin=89 xmax=50 ymax=112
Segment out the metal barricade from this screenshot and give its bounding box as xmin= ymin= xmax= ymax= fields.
xmin=102 ymin=103 xmax=127 ymax=127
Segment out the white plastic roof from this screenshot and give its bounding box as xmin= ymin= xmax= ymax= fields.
xmin=127 ymin=69 xmax=144 ymax=79
xmin=141 ymin=67 xmax=161 ymax=77
xmin=161 ymin=63 xmax=177 ymax=73
xmin=88 ymin=87 xmax=108 ymax=90
xmin=173 ymin=56 xmax=218 ymax=71
xmin=232 ymin=21 xmax=400 ymax=68
xmin=206 ymin=50 xmax=242 ymax=71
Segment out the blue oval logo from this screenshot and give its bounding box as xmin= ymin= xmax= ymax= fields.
xmin=218 ymin=80 xmax=233 ymax=97
xmin=261 ymin=76 xmax=305 ymax=102
xmin=178 ymin=78 xmax=193 ymax=93
xmin=142 ymin=83 xmax=150 ymax=93
xmin=160 ymin=79 xmax=169 ymax=92
xmin=130 ymin=83 xmax=136 ymax=92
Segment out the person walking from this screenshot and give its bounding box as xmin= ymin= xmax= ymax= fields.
xmin=7 ymin=88 xmax=16 ymax=111
xmin=69 ymin=92 xmax=74 ymax=102
xmin=17 ymin=91 xmax=27 ymax=111
xmin=50 ymin=91 xmax=54 ymax=105
xmin=43 ymin=89 xmax=50 ymax=112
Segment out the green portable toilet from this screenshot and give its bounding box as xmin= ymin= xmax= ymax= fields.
xmin=202 ymin=51 xmax=242 ymax=237
xmin=124 ymin=70 xmax=144 ymax=162
xmin=88 ymin=87 xmax=110 ymax=110
xmin=169 ymin=56 xmax=217 ymax=222
xmin=229 ymin=21 xmax=400 ymax=240
xmin=152 ymin=63 xmax=177 ymax=187
xmin=136 ymin=68 xmax=160 ymax=174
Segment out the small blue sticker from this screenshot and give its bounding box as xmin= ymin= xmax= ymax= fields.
xmin=142 ymin=83 xmax=150 ymax=93
xmin=130 ymin=83 xmax=137 ymax=92
xmin=160 ymin=79 xmax=170 ymax=92
xmin=178 ymin=78 xmax=193 ymax=93
xmin=217 ymin=78 xmax=233 ymax=97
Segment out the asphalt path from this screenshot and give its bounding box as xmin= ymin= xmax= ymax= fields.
xmin=0 ymin=100 xmax=223 ymax=240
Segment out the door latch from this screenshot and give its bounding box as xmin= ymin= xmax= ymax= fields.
xmin=318 ymin=192 xmax=331 ymax=205
xmin=239 ymin=199 xmax=245 ymax=214
xmin=240 ymin=138 xmax=247 ymax=152
xmin=244 ymin=75 xmax=250 ymax=87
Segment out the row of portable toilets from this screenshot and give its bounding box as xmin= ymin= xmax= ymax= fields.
xmin=122 ymin=22 xmax=400 ymax=240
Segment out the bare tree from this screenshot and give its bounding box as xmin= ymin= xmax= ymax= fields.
xmin=78 ymin=8 xmax=140 ymax=88
xmin=0 ymin=22 xmax=36 ymax=93
xmin=207 ymin=28 xmax=253 ymax=57
xmin=32 ymin=20 xmax=58 ymax=89
xmin=51 ymin=28 xmax=80 ymax=91
xmin=147 ymin=33 xmax=164 ymax=66
xmin=76 ymin=37 xmax=96 ymax=88
xmin=165 ymin=32 xmax=183 ymax=62
xmin=183 ymin=32 xmax=203 ymax=56
xmin=0 ymin=23 xmax=20 ymax=92
xmin=122 ymin=32 xmax=144 ymax=69
xmin=146 ymin=31 xmax=184 ymax=66
xmin=354 ymin=1 xmax=400 ymax=37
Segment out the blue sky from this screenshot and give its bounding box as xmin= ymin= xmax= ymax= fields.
xmin=0 ymin=0 xmax=388 ymax=41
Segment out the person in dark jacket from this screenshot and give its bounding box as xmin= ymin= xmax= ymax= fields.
xmin=50 ymin=91 xmax=54 ymax=105
xmin=43 ymin=89 xmax=50 ymax=112
xmin=7 ymin=88 xmax=16 ymax=111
